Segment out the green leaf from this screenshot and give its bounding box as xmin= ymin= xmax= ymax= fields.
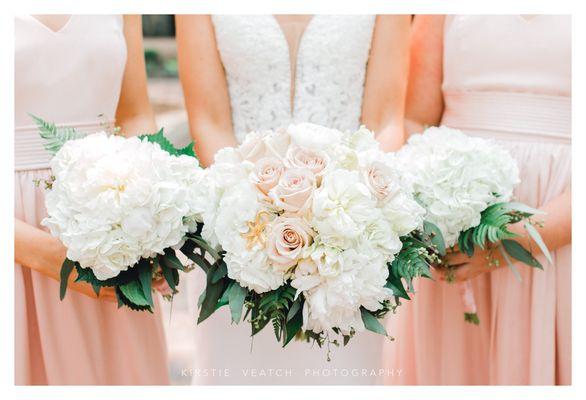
xmin=503 ymin=201 xmax=545 ymax=216
xmin=423 ymin=221 xmax=446 ymax=256
xmin=138 ymin=128 xmax=197 ymax=159
xmin=162 ymin=248 xmax=184 ymax=270
xmin=184 ymin=250 xmax=212 ymax=274
xmin=464 ymin=312 xmax=480 ymax=325
xmin=59 ymin=259 xmax=75 ymax=300
xmin=189 ymin=236 xmax=221 ymax=261
xmin=360 ymin=308 xmax=388 ymax=336
xmin=159 ymin=257 xmax=178 ymax=291
xmin=115 ymin=286 xmax=153 ymax=312
xmin=385 ymin=273 xmax=409 ymax=300
xmin=119 ymin=280 xmax=151 ymax=307
xmin=197 ymin=263 xmax=228 ymax=324
xmin=211 ymin=261 xmax=228 ymax=284
xmin=283 ymin=300 xmax=303 ymax=347
xmin=497 ymin=245 xmax=522 ymax=282
xmin=502 ymin=239 xmax=543 ymax=270
xmin=524 ymin=221 xmax=553 ymax=265
xmin=91 ymin=283 xmax=101 ymax=297
xmin=31 ymin=114 xmax=86 ymax=155
xmin=228 ymin=283 xmax=247 ymax=324
xmin=138 ymin=260 xmax=154 ymax=307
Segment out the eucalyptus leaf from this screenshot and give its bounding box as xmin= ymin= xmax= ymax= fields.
xmin=212 ymin=261 xmax=228 ymax=284
xmin=162 ymin=248 xmax=184 ymax=270
xmin=190 ymin=236 xmax=221 ymax=261
xmin=498 ymin=245 xmax=522 ymax=282
xmin=502 ymin=239 xmax=543 ymax=270
xmin=360 ymin=308 xmax=387 ymax=336
xmin=423 ymin=221 xmax=446 ymax=256
xmin=503 ymin=201 xmax=545 ymax=216
xmin=228 ymin=283 xmax=247 ymax=324
xmin=524 ymin=221 xmax=553 ymax=265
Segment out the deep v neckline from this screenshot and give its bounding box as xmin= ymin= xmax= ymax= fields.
xmin=29 ymin=14 xmax=74 ymax=34
xmin=271 ymin=15 xmax=316 ymax=115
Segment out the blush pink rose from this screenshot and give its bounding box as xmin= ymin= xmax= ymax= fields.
xmin=267 ymin=217 xmax=314 ymax=270
xmin=251 ymin=157 xmax=284 ymax=195
xmin=269 ymin=168 xmax=315 ymax=214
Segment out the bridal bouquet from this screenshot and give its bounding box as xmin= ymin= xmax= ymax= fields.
xmin=34 ymin=116 xmax=210 ymax=311
xmin=397 ymin=126 xmax=551 ymax=323
xmin=195 ymin=123 xmax=433 ymax=348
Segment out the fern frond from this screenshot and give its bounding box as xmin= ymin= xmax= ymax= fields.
xmin=31 ymin=114 xmax=86 ymax=155
xmin=461 ymin=203 xmax=519 ymax=250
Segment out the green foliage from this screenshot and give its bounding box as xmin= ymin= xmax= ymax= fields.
xmin=31 ymin=114 xmax=86 ymax=155
xmin=464 ymin=312 xmax=480 ymax=325
xmin=228 ymin=283 xmax=247 ymax=324
xmin=138 ymin=128 xmax=197 ymax=159
xmin=502 ymin=239 xmax=543 ymax=269
xmin=59 ymin=258 xmax=75 ymax=300
xmin=389 ymin=231 xmax=436 ymax=294
xmin=455 ymin=202 xmax=547 ymax=271
xmin=458 ymin=203 xmax=519 ymax=257
xmin=360 ymin=308 xmax=388 ymax=336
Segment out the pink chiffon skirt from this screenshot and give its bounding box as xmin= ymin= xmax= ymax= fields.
xmin=15 ymin=167 xmax=170 ymax=385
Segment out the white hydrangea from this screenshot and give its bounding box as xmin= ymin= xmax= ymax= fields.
xmin=42 ymin=132 xmax=205 ymax=280
xmin=397 ymin=126 xmax=520 ymax=246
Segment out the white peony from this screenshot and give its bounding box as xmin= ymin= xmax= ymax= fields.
xmin=291 ymin=244 xmax=392 ymax=335
xmin=311 ymin=169 xmax=378 ymax=249
xmin=43 ymin=132 xmax=205 ymax=280
xmin=397 ymin=126 xmax=520 ymax=246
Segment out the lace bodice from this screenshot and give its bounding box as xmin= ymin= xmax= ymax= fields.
xmin=212 ymin=15 xmax=375 ymax=143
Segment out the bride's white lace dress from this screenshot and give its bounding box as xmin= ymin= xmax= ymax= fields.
xmin=188 ymin=15 xmax=384 ymax=385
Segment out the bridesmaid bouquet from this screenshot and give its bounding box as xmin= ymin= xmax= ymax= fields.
xmin=33 ymin=116 xmax=211 ymax=311
xmin=397 ymin=126 xmax=551 ymax=324
xmin=195 ymin=123 xmax=435 ymax=349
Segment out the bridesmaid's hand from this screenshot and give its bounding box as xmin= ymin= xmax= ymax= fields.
xmin=438 ymin=248 xmax=505 ymax=282
xmin=15 ymin=219 xmax=117 ymax=302
xmin=152 ymin=277 xmax=174 ymax=297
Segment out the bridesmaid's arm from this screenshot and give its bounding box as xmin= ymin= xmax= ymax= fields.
xmin=445 ymin=189 xmax=572 ymax=282
xmin=14 ymin=219 xmax=116 ymax=301
xmin=115 ymin=15 xmax=157 ymax=136
xmin=404 ymin=15 xmax=446 ymax=136
xmin=362 ymin=15 xmax=410 ymax=152
xmin=176 ymin=15 xmax=236 ymax=167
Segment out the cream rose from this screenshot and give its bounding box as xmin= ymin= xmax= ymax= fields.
xmin=364 ymin=161 xmax=398 ymax=200
xmin=269 ymin=168 xmax=315 ymax=214
xmin=285 ymin=146 xmax=330 ymax=178
xmin=239 ymin=130 xmax=291 ymax=162
xmin=251 ymin=157 xmax=284 ymax=195
xmin=267 ymin=217 xmax=314 ymax=270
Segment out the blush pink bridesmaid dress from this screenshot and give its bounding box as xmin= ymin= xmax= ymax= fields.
xmin=383 ymin=15 xmax=571 ymax=385
xmin=15 ymin=15 xmax=169 ymax=385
